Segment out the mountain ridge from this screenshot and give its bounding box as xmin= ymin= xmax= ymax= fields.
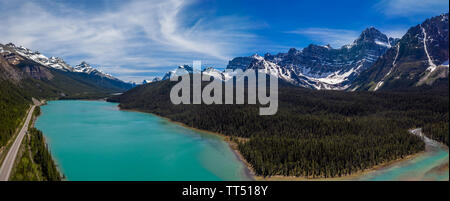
xmin=351 ymin=13 xmax=449 ymax=91
xmin=158 ymin=26 xmax=399 ymax=90
xmin=157 ymin=14 xmax=448 ymax=92
xmin=0 ymin=43 xmax=134 ymax=94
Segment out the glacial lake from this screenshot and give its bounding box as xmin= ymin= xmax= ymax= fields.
xmin=35 ymin=100 xmax=448 ymax=181
xmin=35 ymin=100 xmax=252 ymax=181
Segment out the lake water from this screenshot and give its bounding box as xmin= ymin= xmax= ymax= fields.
xmin=354 ymin=129 xmax=449 ymax=181
xmin=35 ymin=100 xmax=252 ymax=181
xmin=35 ymin=100 xmax=448 ymax=181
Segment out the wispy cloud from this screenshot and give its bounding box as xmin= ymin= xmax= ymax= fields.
xmin=287 ymin=28 xmax=359 ymax=48
xmin=0 ymin=0 xmax=259 ymax=82
xmin=375 ymin=0 xmax=449 ymax=18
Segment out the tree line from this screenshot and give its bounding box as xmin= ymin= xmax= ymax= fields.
xmin=113 ymin=79 xmax=448 ymax=178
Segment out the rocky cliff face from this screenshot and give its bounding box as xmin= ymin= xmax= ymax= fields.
xmin=351 ymin=13 xmax=449 ymax=91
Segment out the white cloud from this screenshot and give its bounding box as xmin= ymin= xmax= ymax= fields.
xmin=287 ymin=28 xmax=359 ymax=48
xmin=375 ymin=0 xmax=449 ymax=17
xmin=0 ymin=0 xmax=258 ymax=81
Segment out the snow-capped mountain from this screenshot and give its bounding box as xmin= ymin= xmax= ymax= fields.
xmin=226 ymin=27 xmax=399 ymax=90
xmin=3 ymin=43 xmax=121 ymax=81
xmin=161 ymin=65 xmax=194 ymax=80
xmin=161 ymin=64 xmax=229 ymax=82
xmin=142 ymin=80 xmax=152 ymax=84
xmin=155 ymin=14 xmax=448 ymax=92
xmin=160 ymin=26 xmax=397 ymax=90
xmin=202 ymin=67 xmax=225 ymax=80
xmin=73 ymin=61 xmax=119 ymax=81
xmin=1 ymin=42 xmax=134 ymax=91
xmin=351 ymin=13 xmax=449 ymax=91
xmin=5 ymin=43 xmax=74 ymax=72
xmin=142 ymin=77 xmax=162 ymax=84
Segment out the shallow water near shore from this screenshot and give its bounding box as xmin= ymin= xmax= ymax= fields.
xmin=354 ymin=131 xmax=449 ymax=181
xmin=35 ymin=100 xmax=252 ymax=181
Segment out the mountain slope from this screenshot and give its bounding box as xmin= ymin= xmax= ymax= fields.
xmin=351 ymin=13 xmax=449 ymax=91
xmin=1 ymin=43 xmax=133 ymax=92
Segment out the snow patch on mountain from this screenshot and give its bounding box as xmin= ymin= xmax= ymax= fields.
xmin=4 ymin=43 xmax=121 ymax=81
xmin=375 ymin=40 xmax=392 ymax=48
xmin=373 ymin=44 xmax=401 ymax=91
xmin=421 ymin=25 xmax=437 ymax=72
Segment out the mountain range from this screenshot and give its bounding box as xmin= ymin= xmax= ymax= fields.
xmin=2 ymin=13 xmax=448 ymax=95
xmin=159 ymin=13 xmax=448 ymax=91
xmin=0 ymin=43 xmax=133 ymax=98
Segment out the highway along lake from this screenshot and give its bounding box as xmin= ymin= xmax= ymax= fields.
xmin=35 ymin=100 xmax=252 ymax=181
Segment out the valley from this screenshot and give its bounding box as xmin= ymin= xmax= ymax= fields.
xmin=0 ymin=13 xmax=448 ymax=181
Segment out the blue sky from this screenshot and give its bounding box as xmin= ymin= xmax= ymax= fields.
xmin=0 ymin=0 xmax=448 ymax=82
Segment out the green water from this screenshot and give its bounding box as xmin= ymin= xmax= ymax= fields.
xmin=35 ymin=100 xmax=252 ymax=181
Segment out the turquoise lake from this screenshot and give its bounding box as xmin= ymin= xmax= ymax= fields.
xmin=35 ymin=100 xmax=252 ymax=181
xmin=35 ymin=100 xmax=448 ymax=181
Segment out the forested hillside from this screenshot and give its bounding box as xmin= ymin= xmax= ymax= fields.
xmin=423 ymin=122 xmax=449 ymax=146
xmin=1 ymin=44 xmax=130 ymax=180
xmin=112 ymin=78 xmax=448 ymax=178
xmin=11 ymin=108 xmax=62 ymax=181
xmin=0 ymin=81 xmax=31 ymax=147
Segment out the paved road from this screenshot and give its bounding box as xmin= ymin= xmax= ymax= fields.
xmin=0 ymin=105 xmax=35 ymax=181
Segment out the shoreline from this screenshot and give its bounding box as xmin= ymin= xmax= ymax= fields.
xmin=119 ymin=106 xmax=433 ymax=181
xmin=119 ymin=107 xmax=428 ymax=181
xmin=120 ymin=107 xmax=257 ymax=181
xmin=254 ymin=151 xmax=425 ymax=181
xmin=32 ymin=100 xmax=66 ymax=181
xmin=58 ymin=100 xmax=440 ymax=181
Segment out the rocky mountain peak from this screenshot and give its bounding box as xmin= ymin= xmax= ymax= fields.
xmin=288 ymin=48 xmax=300 ymax=55
xmin=77 ymin=61 xmax=91 ymax=68
xmin=353 ymin=27 xmax=391 ymax=46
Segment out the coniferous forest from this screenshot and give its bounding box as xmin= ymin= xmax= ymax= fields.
xmin=11 ymin=127 xmax=62 ymax=181
xmin=423 ymin=122 xmax=449 ymax=146
xmin=0 ymin=80 xmax=64 ymax=181
xmin=112 ymin=79 xmax=449 ymax=178
xmin=0 ymin=81 xmax=31 ymax=147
